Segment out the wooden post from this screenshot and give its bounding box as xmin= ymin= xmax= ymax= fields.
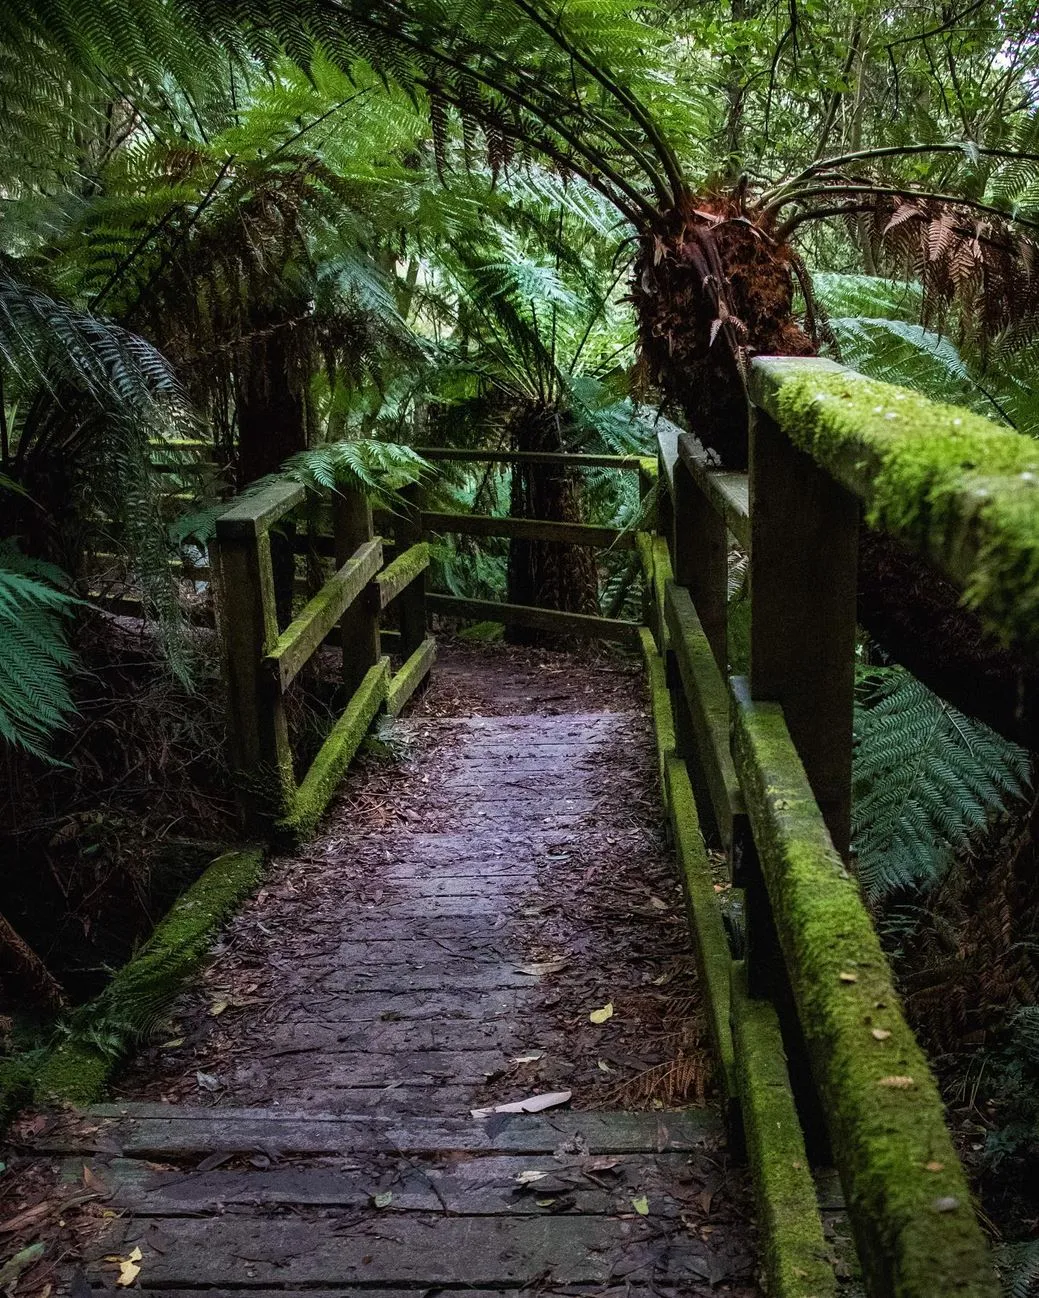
xmin=333 ymin=487 xmax=381 ymax=697
xmin=749 ymin=408 xmax=858 ymax=858
xmin=674 ymin=452 xmax=729 ymax=675
xmin=395 ymin=486 xmax=427 ymax=659
xmin=213 ymin=521 xmax=295 ymax=830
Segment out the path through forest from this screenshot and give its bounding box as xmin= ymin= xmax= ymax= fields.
xmin=18 ymin=642 xmax=759 ymax=1295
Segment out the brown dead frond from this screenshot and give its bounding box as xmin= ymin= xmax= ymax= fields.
xmin=606 ymin=1051 xmax=713 ymax=1107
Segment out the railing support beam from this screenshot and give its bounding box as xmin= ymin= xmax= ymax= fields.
xmin=749 ymin=408 xmax=858 ymax=858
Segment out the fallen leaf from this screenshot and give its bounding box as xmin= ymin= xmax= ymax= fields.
xmin=159 ymin=1038 xmax=184 ymax=1049
xmin=925 ymin=1161 xmax=945 ymax=1173
xmin=589 ymin=1002 xmax=614 ymax=1024
xmin=649 ymin=896 xmax=668 ymax=910
xmin=117 ymin=1247 xmax=143 ymax=1287
xmin=631 ymin=1194 xmax=650 ymax=1216
xmin=82 ymin=1165 xmax=107 ymax=1193
xmin=209 ymin=1000 xmax=228 ymax=1017
xmin=195 ymin=1071 xmax=221 ymax=1092
xmin=838 ymin=971 xmax=858 ymax=983
xmin=513 ymin=1051 xmax=544 ymax=1064
xmin=515 ymin=960 xmax=568 ymax=977
xmin=597 ymin=1060 xmax=613 ymax=1072
xmin=372 ymin=1191 xmax=393 ymax=1209
xmin=471 ymin=1090 xmax=572 ymax=1118
xmin=877 ymin=1075 xmax=915 ymax=1088
xmin=536 ymin=1198 xmax=556 ymax=1207
xmin=871 ymin=1028 xmax=891 ymax=1041
xmin=0 ymin=1243 xmax=45 ymax=1287
xmin=515 ymin=1170 xmax=548 ymax=1186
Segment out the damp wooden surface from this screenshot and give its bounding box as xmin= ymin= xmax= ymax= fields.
xmin=18 ymin=641 xmax=759 ymax=1297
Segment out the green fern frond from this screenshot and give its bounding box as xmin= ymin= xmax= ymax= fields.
xmin=0 ymin=540 xmax=78 ymax=759
xmin=852 ymin=666 xmax=1030 ymax=902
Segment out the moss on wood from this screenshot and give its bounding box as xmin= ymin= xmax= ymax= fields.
xmin=387 ymin=636 xmax=436 ymax=716
xmin=731 ymin=683 xmax=996 ymax=1298
xmin=34 ymin=846 xmax=266 ymax=1105
xmin=639 ymin=627 xmax=675 ymax=793
xmin=375 ymin=541 xmax=431 ymax=610
xmin=665 ymin=755 xmax=736 ymax=1105
xmin=731 ymin=961 xmax=836 ymax=1298
xmin=279 ymin=659 xmax=389 ymax=846
xmin=751 ymin=356 xmax=1039 ymax=651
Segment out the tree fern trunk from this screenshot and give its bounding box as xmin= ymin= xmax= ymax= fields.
xmin=506 ymin=403 xmax=599 ymax=646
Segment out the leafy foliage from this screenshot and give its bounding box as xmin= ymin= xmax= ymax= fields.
xmin=0 ymin=541 xmax=78 ymax=757
xmin=852 ymin=667 xmax=1030 ymax=903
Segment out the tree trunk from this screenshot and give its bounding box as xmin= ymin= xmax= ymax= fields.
xmin=234 ymin=321 xmax=308 ymax=627
xmin=506 ymin=403 xmax=599 ymax=646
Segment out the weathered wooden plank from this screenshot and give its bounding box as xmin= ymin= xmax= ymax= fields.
xmin=374 ymin=542 xmax=431 ymax=609
xmin=677 ymin=435 xmax=750 ymax=551
xmin=730 ymin=960 xmax=836 ymax=1298
xmin=56 ymin=1109 xmax=720 ymax=1158
xmin=412 ymin=447 xmax=647 ymax=469
xmin=664 ymin=582 xmax=745 ymax=852
xmin=215 ymin=480 xmax=305 ymax=540
xmin=674 ymin=440 xmax=734 ymax=674
xmin=663 ymin=756 xmax=736 ymax=1110
xmin=267 ymin=1016 xmax=540 ymax=1054
xmin=321 ymin=967 xmax=547 ymax=992
xmin=99 ymin=1214 xmax=715 ymax=1286
xmin=200 ymin=1048 xmax=508 ymax=1084
xmin=421 ymin=510 xmax=637 ymax=550
xmin=749 ymin=402 xmax=857 ymax=858
xmin=280 ymin=659 xmax=388 ymax=844
xmin=386 ymin=636 xmax=436 ymax=716
xmin=428 ymin=594 xmax=639 ymax=643
xmin=212 ymin=529 xmax=295 ymax=829
xmin=265 ymin=538 xmax=383 ymax=690
xmin=74 ymin=1152 xmax=689 ymax=1217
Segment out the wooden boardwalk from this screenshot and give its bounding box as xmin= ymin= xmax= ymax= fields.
xmin=29 ymin=646 xmax=758 ymax=1296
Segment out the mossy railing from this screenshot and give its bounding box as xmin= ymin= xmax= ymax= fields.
xmin=213 ymin=481 xmax=434 ymax=845
xmin=639 ymin=360 xmax=1013 ymax=1298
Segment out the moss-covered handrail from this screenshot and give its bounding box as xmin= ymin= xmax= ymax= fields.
xmin=374 ymin=541 xmax=430 ymax=609
xmin=214 ymin=482 xmax=435 ymax=844
xmin=265 ymin=538 xmax=383 ymax=690
xmin=731 ymin=682 xmax=994 ymax=1297
xmin=749 ymin=355 xmax=1039 ymax=653
xmin=214 ymin=479 xmax=305 ymax=539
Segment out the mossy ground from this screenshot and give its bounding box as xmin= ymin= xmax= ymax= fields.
xmin=32 ymin=845 xmax=265 ymax=1105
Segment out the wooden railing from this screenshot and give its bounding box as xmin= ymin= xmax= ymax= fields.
xmin=640 ymin=355 xmax=1026 ymax=1298
xmin=212 ymin=481 xmax=433 ymax=844
xmin=406 ymin=445 xmax=655 ymax=644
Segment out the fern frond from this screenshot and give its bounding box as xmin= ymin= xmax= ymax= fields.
xmin=852 ymin=667 xmax=1030 ymax=902
xmin=0 ymin=540 xmax=78 ymax=758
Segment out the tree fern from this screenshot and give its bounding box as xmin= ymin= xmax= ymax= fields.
xmin=852 ymin=667 xmax=1030 ymax=903
xmin=0 ymin=540 xmax=78 ymax=758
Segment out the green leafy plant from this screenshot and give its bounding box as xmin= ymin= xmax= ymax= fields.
xmin=0 ymin=541 xmax=78 ymax=757
xmin=852 ymin=666 xmax=1030 ymax=903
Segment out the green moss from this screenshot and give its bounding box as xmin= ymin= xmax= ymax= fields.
xmin=731 ymin=961 xmax=836 ymax=1298
xmin=731 ymin=684 xmax=997 ymax=1298
xmin=376 ymin=541 xmax=431 ymax=608
xmin=665 ymin=755 xmax=736 ymax=1104
xmin=387 ymin=636 xmax=436 ymax=716
xmin=279 ymin=658 xmax=388 ymax=846
xmin=34 ymin=845 xmax=266 ymax=1105
xmin=639 ymin=627 xmax=675 ymax=793
xmin=752 ymin=357 xmax=1039 ymax=649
